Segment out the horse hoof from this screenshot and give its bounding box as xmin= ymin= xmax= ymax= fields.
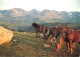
xmin=43 ymin=38 xmax=45 ymax=39
xmin=71 ymin=52 xmax=73 ymax=54
xmin=67 ymin=50 xmax=69 ymax=52
xmin=70 ymin=50 xmax=73 ymax=54
xmin=51 ymin=42 xmax=53 ymax=44
xmin=56 ymin=49 xmax=58 ymax=52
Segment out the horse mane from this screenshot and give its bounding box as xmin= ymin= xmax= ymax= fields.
xmin=32 ymin=23 xmax=40 ymax=28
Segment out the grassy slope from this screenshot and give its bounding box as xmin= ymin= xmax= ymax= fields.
xmin=0 ymin=31 xmax=79 ymax=57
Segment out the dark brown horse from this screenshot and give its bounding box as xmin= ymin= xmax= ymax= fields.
xmin=56 ymin=30 xmax=80 ymax=54
xmin=32 ymin=23 xmax=49 ymax=38
xmin=44 ymin=26 xmax=73 ymax=44
xmin=32 ymin=23 xmax=42 ymax=38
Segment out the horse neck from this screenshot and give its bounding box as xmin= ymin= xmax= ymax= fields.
xmin=41 ymin=26 xmax=46 ymax=33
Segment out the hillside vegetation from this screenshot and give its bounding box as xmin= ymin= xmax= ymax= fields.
xmin=0 ymin=31 xmax=79 ymax=57
xmin=0 ymin=22 xmax=80 ymax=32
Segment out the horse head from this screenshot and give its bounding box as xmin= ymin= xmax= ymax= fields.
xmin=32 ymin=23 xmax=40 ymax=28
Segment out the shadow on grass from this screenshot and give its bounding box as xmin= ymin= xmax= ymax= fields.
xmin=17 ymin=38 xmax=50 ymax=52
xmin=12 ymin=32 xmax=80 ymax=56
xmin=12 ymin=35 xmax=80 ymax=56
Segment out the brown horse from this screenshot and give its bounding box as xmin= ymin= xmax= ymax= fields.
xmin=32 ymin=23 xmax=48 ymax=38
xmin=56 ymin=30 xmax=80 ymax=54
xmin=41 ymin=25 xmax=50 ymax=39
xmin=44 ymin=26 xmax=73 ymax=44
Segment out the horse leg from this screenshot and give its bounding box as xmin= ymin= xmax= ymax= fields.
xmin=56 ymin=43 xmax=60 ymax=51
xmin=56 ymin=38 xmax=63 ymax=51
xmin=36 ymin=33 xmax=37 ymax=38
xmin=70 ymin=40 xmax=73 ymax=54
xmin=43 ymin=33 xmax=45 ymax=39
xmin=72 ymin=43 xmax=75 ymax=47
xmin=50 ymin=34 xmax=56 ymax=44
xmin=38 ymin=32 xmax=41 ymax=38
xmin=36 ymin=32 xmax=38 ymax=38
xmin=44 ymin=35 xmax=50 ymax=43
xmin=56 ymin=36 xmax=60 ymax=51
xmin=66 ymin=42 xmax=70 ymax=52
xmin=59 ymin=37 xmax=63 ymax=49
xmin=50 ymin=37 xmax=53 ymax=44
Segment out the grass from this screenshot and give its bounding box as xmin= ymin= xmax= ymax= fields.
xmin=0 ymin=31 xmax=79 ymax=57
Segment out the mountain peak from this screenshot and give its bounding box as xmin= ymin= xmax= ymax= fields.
xmin=29 ymin=9 xmax=40 ymax=15
xmin=10 ymin=8 xmax=27 ymax=17
xmin=30 ymin=9 xmax=39 ymax=11
xmin=11 ymin=8 xmax=26 ymax=12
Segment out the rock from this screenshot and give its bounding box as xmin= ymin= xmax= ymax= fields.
xmin=43 ymin=43 xmax=49 ymax=47
xmin=0 ymin=26 xmax=13 ymax=44
xmin=19 ymin=38 xmax=22 ymax=39
xmin=43 ymin=53 xmax=47 ymax=56
xmin=12 ymin=39 xmax=17 ymax=42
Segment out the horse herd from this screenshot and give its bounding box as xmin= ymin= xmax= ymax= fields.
xmin=32 ymin=23 xmax=80 ymax=54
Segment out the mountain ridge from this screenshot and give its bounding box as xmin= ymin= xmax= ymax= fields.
xmin=0 ymin=8 xmax=80 ymax=24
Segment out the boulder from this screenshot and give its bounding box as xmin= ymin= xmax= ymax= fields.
xmin=0 ymin=26 xmax=13 ymax=44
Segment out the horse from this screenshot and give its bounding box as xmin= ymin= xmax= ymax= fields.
xmin=41 ymin=25 xmax=50 ymax=39
xmin=32 ymin=23 xmax=49 ymax=38
xmin=56 ymin=30 xmax=80 ymax=54
xmin=32 ymin=23 xmax=42 ymax=38
xmin=44 ymin=26 xmax=73 ymax=44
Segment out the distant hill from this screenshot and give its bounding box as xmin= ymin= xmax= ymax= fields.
xmin=0 ymin=8 xmax=80 ymax=31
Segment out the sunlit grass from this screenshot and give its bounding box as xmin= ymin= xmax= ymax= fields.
xmin=0 ymin=31 xmax=79 ymax=57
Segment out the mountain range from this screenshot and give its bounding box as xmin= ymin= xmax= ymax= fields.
xmin=0 ymin=8 xmax=80 ymax=31
xmin=0 ymin=8 xmax=80 ymax=23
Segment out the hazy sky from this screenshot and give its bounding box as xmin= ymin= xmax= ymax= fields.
xmin=0 ymin=0 xmax=80 ymax=11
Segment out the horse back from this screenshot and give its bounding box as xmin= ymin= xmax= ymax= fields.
xmin=66 ymin=30 xmax=80 ymax=43
xmin=73 ymin=30 xmax=80 ymax=42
